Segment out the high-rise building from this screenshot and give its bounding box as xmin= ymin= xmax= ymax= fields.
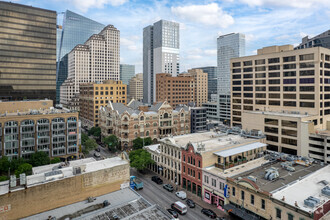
xmin=0 ymin=2 xmax=57 ymax=101
xmin=295 ymin=29 xmax=330 ymax=50
xmin=60 ymin=25 xmax=120 ymax=110
xmin=56 ymin=10 xmax=105 ymax=103
xmin=156 ymin=73 xmax=194 ymax=108
xmin=217 ymin=33 xmax=245 ymax=124
xmin=143 ymin=20 xmax=180 ymax=104
xmin=129 ymin=73 xmax=143 ymax=101
xmin=120 ymin=64 xmax=135 ymax=91
xmin=230 ymin=45 xmax=330 ymax=158
xmin=188 ymin=69 xmax=208 ymax=107
xmin=193 ymin=66 xmax=217 ymax=101
xmin=79 ymin=80 xmax=127 ymax=128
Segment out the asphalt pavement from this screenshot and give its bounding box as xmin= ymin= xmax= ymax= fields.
xmin=131 ymin=169 xmax=231 ymax=220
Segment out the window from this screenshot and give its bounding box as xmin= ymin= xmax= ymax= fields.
xmin=276 ymin=208 xmax=282 ymax=218
xmin=266 ymin=135 xmax=278 ymax=142
xmin=255 ymin=59 xmax=265 ymax=65
xmin=241 ymin=190 xmax=245 ymax=200
xmin=300 ymin=53 xmax=314 ymax=61
xmin=282 ymin=137 xmax=297 ymax=146
xmin=288 ymin=213 xmax=294 ymax=220
xmin=269 ymin=65 xmax=280 ymax=70
xmin=261 ymin=199 xmax=265 ymax=210
xmin=282 ymin=129 xmax=297 ymax=137
xmin=265 ymin=118 xmax=278 ymax=125
xmin=282 ymin=120 xmax=297 ymax=128
xmin=283 ymin=64 xmax=296 ymax=69
xmin=212 ymin=179 xmax=216 ymax=187
xmin=243 ymin=61 xmax=252 ymax=66
xmin=265 ymin=126 xmax=278 ymax=134
xmin=283 ymin=56 xmax=296 ymax=62
xmin=300 ymin=102 xmax=314 ymax=108
xmin=204 ymin=175 xmax=209 ymax=184
xmin=232 ymin=187 xmax=236 ymax=196
xmin=250 ymin=195 xmax=254 ymax=205
xmin=268 ymin=58 xmax=280 ymax=63
xmin=284 ymin=71 xmax=296 ymax=77
xmin=233 ymin=62 xmax=241 ymax=67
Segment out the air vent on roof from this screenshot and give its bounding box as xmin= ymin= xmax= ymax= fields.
xmin=304 ymin=196 xmax=320 ymax=208
xmin=247 ymin=176 xmax=257 ymax=182
xmin=318 ymin=180 xmax=329 ymax=186
xmin=321 ymin=186 xmax=330 ymax=196
xmin=265 ymin=167 xmax=279 ymax=181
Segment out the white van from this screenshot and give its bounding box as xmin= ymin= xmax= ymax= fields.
xmin=175 ymin=191 xmax=187 ymax=200
xmin=171 ymin=201 xmax=187 ymax=215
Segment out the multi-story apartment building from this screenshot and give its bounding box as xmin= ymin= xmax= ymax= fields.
xmin=79 ymin=80 xmax=127 ymax=128
xmin=129 ymin=73 xmax=143 ymax=101
xmin=295 ymin=29 xmax=330 ymax=50
xmin=156 ymin=73 xmax=194 ymax=108
xmin=120 ymin=64 xmax=135 ymax=91
xmin=99 ymin=100 xmax=190 ymax=149
xmin=217 ymin=33 xmax=245 ymax=124
xmin=143 ymin=20 xmax=180 ymax=104
xmin=190 ymin=107 xmax=207 ymax=133
xmin=231 ymin=45 xmax=330 ymax=157
xmin=60 ymin=25 xmax=120 ymax=110
xmin=0 ymin=2 xmax=57 ymax=101
xmin=0 ymin=100 xmax=79 ymax=160
xmin=56 ymin=10 xmax=105 ymax=103
xmin=188 ymin=69 xmax=208 ymax=107
xmin=202 ymin=102 xmax=219 ymax=122
xmin=157 ymin=131 xmax=266 ymax=198
xmin=193 ymin=66 xmax=217 ymax=101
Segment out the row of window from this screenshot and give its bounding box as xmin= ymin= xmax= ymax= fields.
xmin=232 ymin=186 xmax=266 ymax=209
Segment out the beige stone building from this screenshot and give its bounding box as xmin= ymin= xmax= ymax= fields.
xmin=0 ymin=157 xmax=130 ymax=219
xmin=128 ymin=73 xmax=143 ymax=101
xmin=79 ymin=80 xmax=127 ymax=128
xmin=99 ymin=100 xmax=190 ymax=149
xmin=187 ymin=69 xmax=208 ymax=107
xmin=60 ymin=25 xmax=120 ymax=110
xmin=231 ymin=45 xmax=330 ymax=157
xmin=0 ymin=100 xmax=79 ymax=160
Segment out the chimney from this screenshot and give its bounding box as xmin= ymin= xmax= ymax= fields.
xmin=282 ymin=196 xmax=285 ymax=201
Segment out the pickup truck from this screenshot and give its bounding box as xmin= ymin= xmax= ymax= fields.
xmin=130 ymin=176 xmax=143 ymax=190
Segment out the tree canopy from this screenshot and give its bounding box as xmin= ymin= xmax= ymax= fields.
xmin=81 ymin=133 xmax=89 ymax=145
xmin=129 ymin=149 xmax=154 ymax=171
xmin=103 ymin=135 xmax=119 ymax=152
xmin=88 ymin=127 xmax=101 ymax=137
xmin=15 ymin=163 xmax=32 ymax=177
xmin=132 ymin=137 xmax=152 ymax=150
xmin=50 ymin=157 xmax=61 ymax=164
xmin=84 ymin=138 xmax=98 ymax=154
xmin=29 ymin=151 xmax=50 ymax=167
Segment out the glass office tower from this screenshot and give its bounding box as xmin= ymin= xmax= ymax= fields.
xmin=56 ymin=10 xmax=105 ymax=103
xmin=120 ymin=64 xmax=135 ymax=92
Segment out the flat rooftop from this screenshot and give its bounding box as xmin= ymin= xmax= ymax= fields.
xmin=166 ymin=132 xmax=261 ymax=153
xmin=272 ymin=165 xmax=330 ymax=213
xmin=0 ymin=107 xmax=74 ymax=117
xmin=0 ymin=157 xmax=128 ymax=195
xmin=245 ymin=110 xmax=316 ymax=118
xmin=232 ymin=160 xmax=323 ymax=193
xmin=205 ymin=157 xmax=269 ymax=178
xmin=23 ymin=187 xmax=170 ymax=220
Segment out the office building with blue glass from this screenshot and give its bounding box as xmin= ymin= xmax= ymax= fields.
xmin=56 ymin=10 xmax=105 ymax=103
xmin=120 ymin=64 xmax=135 ymax=92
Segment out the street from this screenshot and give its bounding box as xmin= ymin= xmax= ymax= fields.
xmin=131 ymin=169 xmax=232 ymax=220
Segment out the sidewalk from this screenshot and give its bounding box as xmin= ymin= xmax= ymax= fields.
xmin=142 ymin=170 xmax=230 ymax=219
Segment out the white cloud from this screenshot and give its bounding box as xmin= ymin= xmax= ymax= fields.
xmin=204 ymin=49 xmax=217 ymax=56
xmin=121 ymin=37 xmax=138 ymax=51
xmin=171 ymin=3 xmax=234 ymax=28
xmin=239 ymin=0 xmax=329 ymax=9
xmin=69 ymin=0 xmax=128 ymax=12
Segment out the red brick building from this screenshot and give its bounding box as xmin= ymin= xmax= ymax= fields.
xmin=181 ymin=143 xmax=203 ymax=197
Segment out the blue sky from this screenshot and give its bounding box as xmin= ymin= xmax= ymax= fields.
xmin=10 ymin=0 xmax=330 ymax=73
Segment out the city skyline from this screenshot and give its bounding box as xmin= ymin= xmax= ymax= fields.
xmin=5 ymin=0 xmax=330 ymax=73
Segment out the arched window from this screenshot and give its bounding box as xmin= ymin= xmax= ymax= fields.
xmin=140 ymin=116 xmax=144 ymax=121
xmin=164 ymin=113 xmax=169 ymax=118
xmin=146 ymin=131 xmax=150 ymax=136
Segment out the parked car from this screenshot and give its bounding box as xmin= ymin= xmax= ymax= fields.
xmin=95 ymin=147 xmax=101 ymax=152
xmin=151 ymin=176 xmax=163 ymax=184
xmin=201 ymin=208 xmax=217 ymax=219
xmin=94 ymin=152 xmax=101 ymax=158
xmin=186 ymin=199 xmax=195 ymax=208
xmin=167 ymin=209 xmax=179 ymax=218
xmin=175 ymin=191 xmax=187 ymax=200
xmin=163 ymin=184 xmax=174 ymax=192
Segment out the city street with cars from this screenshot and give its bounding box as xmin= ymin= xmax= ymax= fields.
xmin=131 ymin=169 xmax=232 ymax=220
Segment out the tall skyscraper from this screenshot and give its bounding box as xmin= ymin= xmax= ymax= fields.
xmin=193 ymin=66 xmax=217 ymax=101
xmin=60 ymin=25 xmax=120 ymax=110
xmin=129 ymin=73 xmax=143 ymax=101
xmin=143 ymin=20 xmax=180 ymax=104
xmin=217 ymin=33 xmax=245 ymax=124
xmin=56 ymin=10 xmax=105 ymax=103
xmin=0 ymin=2 xmax=56 ymax=101
xmin=120 ymin=64 xmax=135 ymax=91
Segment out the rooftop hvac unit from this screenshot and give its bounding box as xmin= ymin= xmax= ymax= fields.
xmin=265 ymin=167 xmax=279 ymax=181
xmin=304 ymin=196 xmax=320 ymax=208
xmin=321 ymin=186 xmax=330 ymax=196
xmin=10 ymin=175 xmax=16 ymax=188
xmin=247 ymin=176 xmax=257 ymax=182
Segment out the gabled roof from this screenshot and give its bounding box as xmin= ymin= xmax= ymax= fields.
xmin=175 ymin=105 xmax=189 ymax=112
xmin=127 ymin=99 xmax=144 ymax=110
xmin=111 ymin=103 xmax=139 ymax=115
xmin=149 ymin=102 xmax=164 ymax=111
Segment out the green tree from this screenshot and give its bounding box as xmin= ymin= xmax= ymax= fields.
xmin=88 ymin=127 xmax=101 ymax=137
xmin=10 ymin=157 xmax=25 ymax=172
xmin=15 ymin=163 xmax=32 ymax=177
xmin=29 ymin=151 xmax=50 ymax=167
xmin=81 ymin=133 xmax=89 ymax=145
xmin=0 ymin=176 xmax=8 ymax=182
xmin=133 ymin=137 xmax=153 ymax=150
xmin=83 ymin=138 xmax=98 ymax=154
xmin=103 ymin=135 xmax=119 ymax=152
xmin=129 ymin=149 xmax=154 ymax=171
xmin=0 ymin=156 xmax=10 ymax=174
xmin=50 ymin=157 xmax=61 ymax=164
